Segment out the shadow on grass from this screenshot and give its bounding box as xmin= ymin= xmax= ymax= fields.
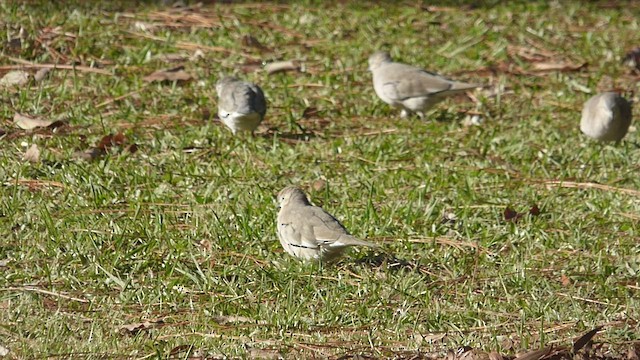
xmin=353 ymin=251 xmax=427 ymax=273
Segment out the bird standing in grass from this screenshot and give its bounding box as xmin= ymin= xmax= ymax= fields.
xmin=368 ymin=51 xmax=482 ymax=118
xmin=276 ymin=186 xmax=377 ymax=262
xmin=580 ymin=92 xmax=632 ymax=142
xmin=215 ymin=76 xmax=267 ymax=135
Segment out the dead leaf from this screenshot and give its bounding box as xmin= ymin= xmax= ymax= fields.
xmin=302 ymin=107 xmax=319 ymax=119
xmin=560 ymin=274 xmax=571 ymax=287
xmin=128 ymin=143 xmax=139 ymax=153
xmin=23 ymin=144 xmax=40 ymax=163
xmin=14 ymin=113 xmax=54 ymax=130
xmin=514 ymin=347 xmax=551 ymax=360
xmin=241 ymin=60 xmax=263 ymax=73
xmin=0 ymin=259 xmax=9 ymax=267
xmin=143 ymin=66 xmax=193 ymax=82
xmin=0 ymin=70 xmax=30 ymax=87
xmin=459 ymin=348 xmax=490 ymax=360
xmin=0 ymin=343 xmax=9 ymax=356
xmin=241 ymin=35 xmax=268 ymax=51
xmin=530 ymin=62 xmax=587 ymax=72
xmin=504 ymin=207 xmax=520 ymax=222
xmin=212 ymin=315 xmax=266 ymax=325
xmin=573 ymin=326 xmax=603 ymax=353
xmin=628 ymin=345 xmax=639 ymax=360
xmin=529 ymin=204 xmax=541 ymax=216
xmin=34 ymin=68 xmax=51 ymax=82
xmin=169 ymin=345 xmax=193 ymax=357
xmin=0 ymin=128 xmax=5 ymax=137
xmin=97 ymin=132 xmax=127 ymax=150
xmin=118 ymin=319 xmax=164 ymax=335
xmin=265 ymin=60 xmax=300 ymax=74
xmin=311 ymin=179 xmax=326 ymax=192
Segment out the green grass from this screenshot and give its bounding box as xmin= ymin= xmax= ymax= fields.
xmin=1 ymin=1 xmax=640 ymax=358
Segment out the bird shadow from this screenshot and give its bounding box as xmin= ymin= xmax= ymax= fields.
xmin=258 ymin=126 xmax=320 ymax=143
xmin=351 ymin=251 xmax=428 ymax=273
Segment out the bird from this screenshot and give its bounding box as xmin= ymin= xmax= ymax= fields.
xmin=580 ymin=92 xmax=633 ymax=142
xmin=276 ymin=186 xmax=377 ymax=262
xmin=368 ymin=51 xmax=482 ymax=118
xmin=215 ymin=76 xmax=267 ymax=135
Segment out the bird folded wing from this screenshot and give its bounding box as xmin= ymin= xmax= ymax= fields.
xmin=219 ymin=84 xmax=253 ymax=115
xmin=381 ymin=69 xmax=456 ymax=101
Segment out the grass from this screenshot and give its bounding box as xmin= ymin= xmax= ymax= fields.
xmin=1 ymin=0 xmax=640 ymax=358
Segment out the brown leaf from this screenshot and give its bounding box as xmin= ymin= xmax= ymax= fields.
xmin=112 ymin=132 xmax=126 ymax=146
xmin=241 ymin=35 xmax=267 ymax=50
xmin=265 ymin=60 xmax=300 ymax=74
xmin=23 ymin=144 xmax=40 ymax=163
xmin=0 ymin=128 xmax=6 ymax=136
xmin=573 ymin=326 xmax=603 ymax=353
xmin=47 ymin=120 xmax=67 ymax=130
xmin=97 ymin=132 xmax=127 ymax=151
xmin=560 ymin=274 xmax=571 ymax=287
xmin=14 ymin=113 xmax=54 ymax=130
xmin=0 ymin=70 xmax=30 ymax=87
xmin=143 ymin=66 xmax=193 ymax=82
xmin=97 ymin=134 xmax=114 ymax=150
xmin=504 ymin=207 xmax=520 ymax=222
xmin=127 ymin=143 xmax=139 ymax=153
xmin=628 ymin=345 xmax=639 ymax=360
xmin=118 ymin=319 xmax=164 ymax=335
xmin=169 ymin=345 xmax=193 ymax=357
xmin=311 ymin=179 xmax=326 ymax=191
xmin=302 ymin=107 xmax=319 ymax=119
xmin=529 ymin=204 xmax=541 ymax=216
xmin=514 ymin=347 xmax=551 ymax=360
xmin=530 ymin=62 xmax=587 ymax=72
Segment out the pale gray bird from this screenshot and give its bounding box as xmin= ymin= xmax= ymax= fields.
xmin=215 ymin=76 xmax=267 ymax=135
xmin=580 ymin=92 xmax=632 ymax=142
xmin=276 ymin=186 xmax=377 ymax=262
xmin=368 ymin=51 xmax=482 ymax=118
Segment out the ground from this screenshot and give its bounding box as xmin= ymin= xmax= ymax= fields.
xmin=1 ymin=1 xmax=639 ymax=359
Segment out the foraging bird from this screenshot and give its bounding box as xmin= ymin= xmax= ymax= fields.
xmin=580 ymin=92 xmax=632 ymax=142
xmin=215 ymin=76 xmax=267 ymax=135
xmin=368 ymin=51 xmax=482 ymax=118
xmin=276 ymin=186 xmax=377 ymax=262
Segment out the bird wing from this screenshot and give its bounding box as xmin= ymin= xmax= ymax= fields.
xmin=247 ymin=83 xmax=267 ymax=117
xmin=219 ymin=82 xmax=265 ymax=116
xmin=379 ymin=63 xmax=477 ymax=101
xmin=298 ymin=206 xmax=375 ymax=247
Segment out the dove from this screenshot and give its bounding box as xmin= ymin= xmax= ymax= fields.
xmin=580 ymin=92 xmax=632 ymax=142
xmin=276 ymin=186 xmax=377 ymax=262
xmin=215 ymin=76 xmax=267 ymax=135
xmin=368 ymin=51 xmax=482 ymax=118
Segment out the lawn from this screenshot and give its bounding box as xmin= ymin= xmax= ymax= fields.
xmin=1 ymin=1 xmax=640 ymax=359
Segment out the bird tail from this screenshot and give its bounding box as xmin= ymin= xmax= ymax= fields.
xmin=335 ymin=235 xmax=378 ymax=248
xmin=450 ymin=82 xmax=484 ymax=92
